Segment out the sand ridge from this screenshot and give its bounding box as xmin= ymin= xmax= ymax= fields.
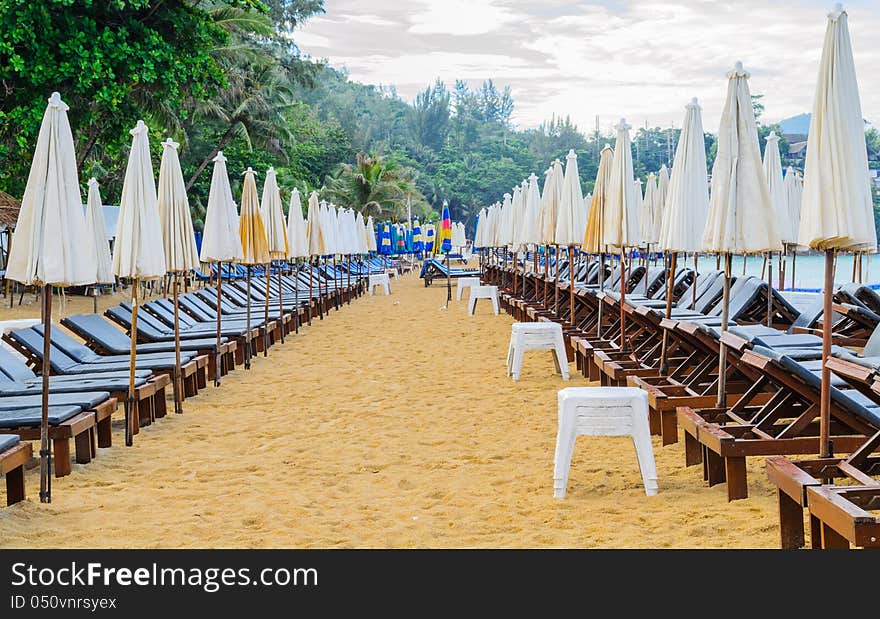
xmin=0 ymin=271 xmax=782 ymax=548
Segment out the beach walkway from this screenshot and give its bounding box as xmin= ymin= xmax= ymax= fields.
xmin=0 ymin=270 xmax=781 ymax=548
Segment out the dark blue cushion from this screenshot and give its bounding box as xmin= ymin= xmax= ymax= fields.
xmin=0 ymin=406 xmax=83 ymax=427
xmin=0 ymin=434 xmax=19 ymax=453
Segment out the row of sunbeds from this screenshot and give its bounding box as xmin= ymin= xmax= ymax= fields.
xmin=0 ymin=265 xmax=365 ymax=506
xmin=484 ymin=256 xmax=880 ymax=549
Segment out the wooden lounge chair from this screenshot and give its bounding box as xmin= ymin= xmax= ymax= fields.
xmin=1 ymin=434 xmax=32 ymax=505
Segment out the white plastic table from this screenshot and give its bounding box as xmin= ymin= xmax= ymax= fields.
xmin=506 ymin=322 xmax=570 ymax=380
xmin=468 ymin=285 xmax=499 ymax=316
xmin=553 ymin=386 xmax=658 ymax=498
xmin=456 ymin=276 xmax=481 ymax=301
xmin=368 ymin=273 xmax=391 ymax=295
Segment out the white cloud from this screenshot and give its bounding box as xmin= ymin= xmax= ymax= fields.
xmin=295 ymin=1 xmax=880 ymax=132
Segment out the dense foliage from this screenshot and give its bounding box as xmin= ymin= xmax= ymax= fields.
xmin=0 ymin=0 xmax=851 ymax=236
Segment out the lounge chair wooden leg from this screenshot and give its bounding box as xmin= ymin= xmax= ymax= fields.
xmin=648 ymin=409 xmax=661 ymax=435
xmin=705 ymin=449 xmax=726 ymax=486
xmin=196 ymin=366 xmax=207 ymax=390
xmin=821 ymin=522 xmax=849 ymax=549
xmin=74 ymin=430 xmax=92 ymax=465
xmin=97 ymin=416 xmax=112 ymax=449
xmin=778 ymin=490 xmax=805 ymax=549
xmin=154 ymin=390 xmax=167 ymax=419
xmin=725 ymin=457 xmax=748 ymax=501
xmin=6 ymin=464 xmax=25 ymax=505
xmin=684 ymin=431 xmax=702 ymax=466
xmin=809 ymin=515 xmax=822 ymax=549
xmin=53 ymin=439 xmax=71 ymax=477
xmin=661 ymin=410 xmax=678 ymax=445
xmin=138 ymin=397 xmax=152 ymax=427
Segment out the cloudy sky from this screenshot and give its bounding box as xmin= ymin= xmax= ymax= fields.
xmin=294 ymin=0 xmax=880 ymax=133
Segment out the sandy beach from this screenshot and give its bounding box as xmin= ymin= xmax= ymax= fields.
xmin=0 ymin=270 xmax=782 ymax=548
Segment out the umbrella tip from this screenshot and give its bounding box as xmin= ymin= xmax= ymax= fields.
xmin=47 ymin=92 xmax=68 ymax=110
xmin=689 ymin=97 xmax=699 ymax=107
xmin=87 ymin=177 xmax=99 ymax=188
xmin=767 ymin=130 xmax=778 ymax=140
xmin=567 ymin=148 xmax=576 ymax=158
xmin=213 ymin=150 xmax=226 ymax=163
xmin=161 ymin=137 xmax=179 ymax=150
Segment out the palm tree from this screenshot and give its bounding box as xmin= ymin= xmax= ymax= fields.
xmin=323 ymin=153 xmax=426 ymax=219
xmin=184 ymin=2 xmax=296 ymax=190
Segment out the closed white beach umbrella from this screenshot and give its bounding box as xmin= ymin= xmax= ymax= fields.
xmin=113 ymin=121 xmax=166 ymax=280
xmin=157 ymin=137 xmax=200 ymax=411
xmin=113 ymin=119 xmax=167 ymax=445
xmin=306 ymin=192 xmax=324 ymax=257
xmin=199 ymin=150 xmax=243 ymax=384
xmin=355 ymin=211 xmax=368 ymax=254
xmin=800 ymin=5 xmax=877 ymax=456
xmin=498 ymin=192 xmax=513 ymax=247
xmin=659 ymin=98 xmax=710 ymax=253
xmin=5 ymin=92 xmax=97 ymax=502
xmin=199 ymin=151 xmax=243 ymax=264
xmin=657 ymin=98 xmax=711 ymax=369
xmin=703 ymin=61 xmax=781 ymax=411
xmin=520 ymin=174 xmax=542 ymax=271
xmin=474 ymin=207 xmax=488 ymax=249
xmin=605 ymin=118 xmax=641 ymax=349
xmin=555 ymin=149 xmax=585 ymax=247
xmin=286 ymin=188 xmax=309 ymax=259
xmin=633 ymin=178 xmax=645 ymax=243
xmin=365 ymin=215 xmax=377 ymax=253
xmin=641 ymin=173 xmax=660 ymax=245
xmin=582 ymin=145 xmax=615 ymax=254
xmin=540 ymin=160 xmax=563 ymax=245
xmin=605 ymin=119 xmax=640 ymax=249
xmin=702 ymin=63 xmax=780 ymax=254
xmin=85 ymin=178 xmax=114 ymax=286
xmin=658 ymin=164 xmax=670 ymax=215
xmin=763 ymin=131 xmax=793 ymax=243
xmin=784 ymin=167 xmax=803 ymax=232
xmin=259 ymin=167 xmax=288 ymax=342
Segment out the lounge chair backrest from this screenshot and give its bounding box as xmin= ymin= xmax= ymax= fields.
xmin=109 ymin=305 xmax=173 ymax=336
xmin=788 ymin=301 xmax=824 ymax=332
xmin=0 ymin=347 xmax=38 ymax=382
xmin=178 ymin=295 xmax=216 ymax=321
xmin=718 ymin=276 xmax=766 ymax=320
xmin=861 ymin=322 xmax=880 ymax=357
xmin=692 ymin=273 xmax=730 ymax=314
xmin=31 ymin=324 xmax=99 ymax=363
xmin=681 ymin=271 xmax=721 ymax=309
xmin=6 ymin=327 xmax=79 ymax=372
xmin=854 ymin=286 xmax=880 ymax=315
xmin=62 ymin=314 xmax=130 ymax=353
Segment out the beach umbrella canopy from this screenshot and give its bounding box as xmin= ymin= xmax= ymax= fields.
xmin=784 ymin=167 xmax=803 ymax=242
xmin=633 ymin=178 xmax=645 ymax=243
xmin=412 ymin=217 xmax=424 ymax=252
xmin=555 ymin=149 xmax=585 ymax=246
xmin=260 ymin=167 xmax=288 ymax=259
xmin=238 ymin=168 xmax=269 ymax=265
xmin=498 ymin=192 xmax=514 ymax=247
xmin=658 ymin=164 xmax=670 ymax=215
xmin=306 ymin=192 xmax=325 ymax=257
xmin=453 ymin=221 xmax=467 ymax=249
xmin=380 ymin=221 xmax=392 ymax=255
xmin=112 ymin=120 xmax=166 ymax=279
xmin=703 ymin=62 xmax=781 ymax=254
xmin=157 ymin=138 xmax=199 ymax=273
xmin=798 ymin=6 xmax=876 ymax=253
xmin=84 ymin=178 xmax=114 ymax=284
xmin=354 ymin=212 xmax=368 ymax=254
xmin=200 ymin=151 xmax=243 ymax=263
xmin=424 ymin=221 xmax=435 ymax=253
xmin=763 ymin=131 xmax=793 ymax=244
xmin=605 ymin=119 xmax=641 ymax=248
xmin=6 ymin=93 xmax=95 ymax=287
xmin=366 ymin=215 xmax=378 ymax=252
xmin=641 ymin=173 xmax=660 ymax=245
xmin=540 ymin=160 xmax=564 ymax=244
xmin=518 ymin=173 xmax=542 ymax=249
xmin=473 ymin=209 xmax=487 ymax=248
xmin=582 ymin=145 xmax=614 ymax=253
xmin=438 ymin=202 xmax=453 ymax=252
xmin=286 ymin=188 xmax=309 ymax=258
xmin=659 ymin=98 xmax=710 ymax=252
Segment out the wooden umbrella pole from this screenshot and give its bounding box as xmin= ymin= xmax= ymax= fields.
xmin=569 ymin=246 xmax=576 ymax=326
xmin=294 ymin=260 xmax=300 ymax=333
xmin=513 ymin=251 xmax=518 ymax=295
xmin=716 ymin=254 xmax=732 ymax=408
xmin=264 ymin=263 xmax=270 ymax=355
xmin=127 ymin=279 xmax=139 ymax=446
xmin=851 ymin=252 xmax=857 ymax=283
xmin=215 ymin=262 xmax=222 ymax=387
xmin=554 ymin=245 xmax=561 ymax=317
xmin=347 ymin=255 xmax=352 ymax=305
xmin=779 ymin=247 xmax=786 ymax=290
xmin=760 ymin=252 xmax=767 ymax=279
xmin=791 ymin=250 xmax=797 ymax=291
xmin=173 ymin=272 xmax=183 ymax=415
xmin=245 ymin=266 xmax=252 ymax=370
xmin=693 ymin=253 xmax=699 ymax=308
xmin=40 ymin=284 xmax=52 ymax=502
xmin=619 ymin=248 xmax=627 ymax=351
xmin=543 ymin=245 xmax=549 ymax=307
xmin=766 ymin=251 xmax=773 ymax=327
xmin=820 ymin=249 xmax=834 ymax=458
xmin=659 ymin=252 xmax=676 ymax=375
xmin=596 ymin=252 xmax=605 ymax=337
xmin=92 ymin=286 xmax=98 ymax=314
xmin=277 ymin=261 xmax=285 ymax=343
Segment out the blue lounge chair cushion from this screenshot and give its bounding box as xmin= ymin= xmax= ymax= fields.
xmin=0 ymin=434 xmax=20 ymax=453
xmin=0 ymin=405 xmax=83 ymax=427
xmin=0 ymin=392 xmax=110 ymax=410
